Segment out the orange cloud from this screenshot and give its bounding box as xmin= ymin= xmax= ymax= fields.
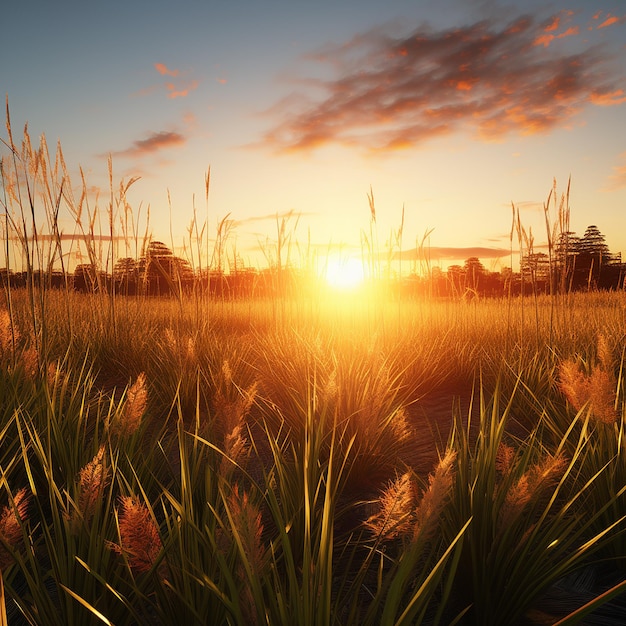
xmin=166 ymin=80 xmax=199 ymax=99
xmin=544 ymin=16 xmax=561 ymax=32
xmin=154 ymin=63 xmax=179 ymax=77
xmin=263 ymin=14 xmax=623 ymax=153
xmin=534 ymin=33 xmax=554 ymax=47
xmin=604 ymin=152 xmax=626 ymax=191
xmin=590 ymin=89 xmax=626 ymax=106
xmin=112 ymin=131 xmax=186 ymax=158
xmin=558 ymin=26 xmax=579 ymax=38
xmin=533 ymin=24 xmax=578 ymax=47
xmin=598 ymin=15 xmax=621 ymax=29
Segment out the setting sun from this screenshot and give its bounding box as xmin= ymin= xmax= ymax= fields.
xmin=323 ymin=256 xmax=366 ymax=290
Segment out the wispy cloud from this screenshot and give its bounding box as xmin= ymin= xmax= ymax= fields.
xmin=233 ymin=209 xmax=316 ymax=227
xmin=111 ymin=130 xmax=186 ymax=158
xmin=604 ymin=152 xmax=626 ymax=191
xmin=151 ymin=63 xmax=199 ymax=99
xmin=154 ymin=62 xmax=179 ymax=77
xmin=394 ymin=246 xmax=510 ymax=261
xmin=166 ymin=80 xmax=199 ymax=99
xmin=592 ymin=12 xmax=625 ymax=30
xmin=262 ymin=12 xmax=624 ymax=153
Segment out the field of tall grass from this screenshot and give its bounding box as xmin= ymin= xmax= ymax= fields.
xmin=2 ymin=105 xmax=626 ymax=625
xmin=1 ymin=288 xmax=626 ymax=625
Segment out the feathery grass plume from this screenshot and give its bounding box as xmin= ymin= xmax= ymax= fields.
xmin=0 ymin=309 xmax=18 ymax=357
xmin=116 ymin=372 xmax=148 ymax=436
xmin=365 ymin=471 xmax=417 ymax=540
xmin=597 ymin=333 xmax=614 ymax=372
xmin=498 ymin=452 xmax=567 ymax=531
xmin=219 ymin=423 xmax=249 ymax=478
xmin=221 ymin=484 xmax=266 ymax=624
xmin=0 ymin=488 xmax=30 ymax=570
xmin=413 ymin=448 xmax=456 ymax=543
xmin=75 ymin=446 xmax=110 ymax=526
xmin=559 ymin=359 xmax=618 ymax=424
xmin=225 ymin=484 xmax=266 ymax=577
xmin=213 ymin=360 xmax=258 ymax=448
xmin=388 ymin=406 xmax=413 ymax=449
xmin=110 ymin=496 xmax=163 ymax=574
xmin=498 ymin=474 xmax=532 ymax=531
xmin=495 ymin=443 xmax=515 ymax=475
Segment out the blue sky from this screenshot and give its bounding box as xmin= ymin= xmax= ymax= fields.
xmin=2 ymin=0 xmax=625 ymax=272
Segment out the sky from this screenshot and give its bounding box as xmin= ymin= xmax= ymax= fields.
xmin=2 ymin=0 xmax=625 ymax=273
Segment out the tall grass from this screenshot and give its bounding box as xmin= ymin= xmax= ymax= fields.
xmin=2 ymin=112 xmax=626 ymax=623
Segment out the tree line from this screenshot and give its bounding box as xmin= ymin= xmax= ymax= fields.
xmin=1 ymin=225 xmax=623 ymax=299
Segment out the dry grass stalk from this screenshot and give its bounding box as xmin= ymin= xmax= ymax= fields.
xmin=388 ymin=407 xmax=413 ymax=448
xmin=495 ymin=443 xmax=515 ymax=475
xmin=75 ymin=446 xmax=110 ymax=526
xmin=365 ymin=471 xmax=417 ymax=540
xmin=366 ymin=450 xmax=456 ymax=543
xmin=110 ymin=496 xmax=163 ymax=574
xmin=0 ymin=309 xmax=17 ymax=357
xmin=213 ymin=363 xmax=258 ymax=445
xmin=114 ymin=373 xmax=148 ymax=436
xmin=0 ymin=488 xmax=30 ymax=570
xmin=226 ymin=484 xmax=266 ymax=577
xmin=219 ymin=423 xmax=249 ymax=478
xmin=220 ymin=484 xmax=266 ymax=624
xmin=413 ymin=448 xmax=456 ymax=543
xmin=498 ymin=452 xmax=567 ymax=531
xmin=559 ymin=358 xmax=618 ymax=425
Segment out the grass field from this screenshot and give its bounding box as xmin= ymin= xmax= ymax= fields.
xmin=2 ymin=114 xmax=626 ymax=624
xmin=1 ymin=286 xmax=626 ymax=625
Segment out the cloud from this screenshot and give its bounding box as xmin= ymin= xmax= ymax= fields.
xmin=394 ymin=246 xmax=510 ymax=261
xmin=233 ymin=209 xmax=316 ymax=227
xmin=112 ymin=131 xmax=186 ymax=158
xmin=590 ymin=89 xmax=626 ymax=106
xmin=152 ymin=63 xmax=199 ymax=99
xmin=597 ymin=13 xmax=624 ymax=29
xmin=604 ymin=152 xmax=626 ymax=191
xmin=165 ymin=79 xmax=199 ymax=99
xmin=154 ymin=63 xmax=179 ymax=77
xmin=262 ymin=13 xmax=624 ymax=153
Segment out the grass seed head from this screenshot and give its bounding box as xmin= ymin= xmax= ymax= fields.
xmin=111 ymin=496 xmax=163 ymax=574
xmin=76 ymin=446 xmax=110 ymax=525
xmin=413 ymin=448 xmax=456 ymax=543
xmin=116 ymin=372 xmax=148 ymax=436
xmin=365 ymin=471 xmax=417 ymax=541
xmin=558 ymin=359 xmax=617 ymax=424
xmin=224 ymin=484 xmax=266 ymax=577
xmin=0 ymin=488 xmax=30 ymax=569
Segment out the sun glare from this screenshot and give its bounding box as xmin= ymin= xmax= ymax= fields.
xmin=324 ymin=256 xmax=365 ymax=290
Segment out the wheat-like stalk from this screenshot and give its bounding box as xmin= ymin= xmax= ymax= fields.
xmin=413 ymin=448 xmax=456 ymax=543
xmin=0 ymin=309 xmax=17 ymax=357
xmin=110 ymin=496 xmax=163 ymax=574
xmin=365 ymin=471 xmax=416 ymax=540
xmin=75 ymin=446 xmax=110 ymax=526
xmin=226 ymin=484 xmax=266 ymax=578
xmin=559 ymin=358 xmax=618 ymax=424
xmin=0 ymin=488 xmax=30 ymax=570
xmin=112 ymin=372 xmax=148 ymax=436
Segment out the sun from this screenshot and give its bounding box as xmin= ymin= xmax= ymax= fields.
xmin=323 ymin=256 xmax=366 ymax=290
